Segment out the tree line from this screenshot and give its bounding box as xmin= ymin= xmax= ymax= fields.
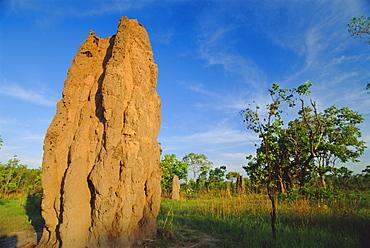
xmin=0 ymin=138 xmax=42 ymax=197
xmin=241 ymin=82 xmax=366 ymax=194
xmin=160 ymin=150 xmax=369 ymax=197
xmin=160 ymin=78 xmax=368 ymax=197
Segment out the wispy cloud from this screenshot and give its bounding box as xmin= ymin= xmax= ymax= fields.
xmin=162 ymin=125 xmax=258 ymax=152
xmin=184 ymin=81 xmax=272 ymax=116
xmin=182 ymin=127 xmax=252 ymax=144
xmin=220 ymin=152 xmax=248 ymax=160
xmin=9 ymin=0 xmax=156 ymax=17
xmin=199 ymin=47 xmax=267 ymax=87
xmin=0 ymin=80 xmax=56 ymax=106
xmin=195 ymin=6 xmax=268 ymax=88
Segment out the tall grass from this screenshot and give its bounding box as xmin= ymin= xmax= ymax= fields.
xmin=1 ymin=192 xmax=368 ymax=247
xmin=157 ymin=192 xmax=369 ymax=247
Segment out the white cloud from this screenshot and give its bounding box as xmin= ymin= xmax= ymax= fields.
xmin=184 ymin=81 xmax=270 ymax=115
xmin=19 ymin=134 xmax=45 ymax=141
xmin=195 ymin=5 xmax=268 ymax=88
xmin=0 ymin=80 xmax=56 ymax=106
xmin=183 ymin=127 xmax=250 ymax=144
xmin=220 ymin=152 xmax=248 ymax=160
xmin=203 ymin=49 xmax=267 ymax=86
xmin=161 ymin=125 xmax=258 ymax=152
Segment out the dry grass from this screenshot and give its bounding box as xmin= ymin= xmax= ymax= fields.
xmin=156 ymin=192 xmax=370 ymax=247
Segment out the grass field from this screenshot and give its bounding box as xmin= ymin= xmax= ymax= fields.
xmin=0 ymin=197 xmax=32 ymax=237
xmin=0 ymin=193 xmax=369 ymax=247
xmin=156 ymin=193 xmax=370 ymax=248
xmin=0 ymin=193 xmax=44 ymax=238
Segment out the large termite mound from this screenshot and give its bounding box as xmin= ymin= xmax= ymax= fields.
xmin=38 ymin=16 xmax=162 ymax=248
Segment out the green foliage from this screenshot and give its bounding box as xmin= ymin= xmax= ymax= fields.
xmin=225 ymin=171 xmax=240 ymax=182
xmin=206 ymin=166 xmax=227 ymax=190
xmin=241 ymin=82 xmax=313 ymax=191
xmin=160 ymin=154 xmax=188 ymax=192
xmin=242 ymin=83 xmax=366 ymax=193
xmin=0 ymin=156 xmax=42 ymax=196
xmin=241 ymin=82 xmax=366 ymax=239
xmin=182 ymin=153 xmax=213 ymax=180
xmin=348 ymin=15 xmax=370 ymax=93
xmin=362 ymin=165 xmax=370 ymax=175
xmin=278 ymin=188 xmax=300 ymax=204
xmin=285 ymin=104 xmax=366 ymax=189
xmin=347 ymin=15 xmax=370 ymax=44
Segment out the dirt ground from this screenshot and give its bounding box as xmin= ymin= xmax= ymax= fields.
xmin=164 ymin=229 xmax=220 ymax=247
xmin=0 ymin=228 xmax=41 ymax=248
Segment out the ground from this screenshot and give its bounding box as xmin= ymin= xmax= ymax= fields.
xmin=0 ymin=228 xmax=40 ymax=248
xmin=0 ymin=228 xmax=219 ymax=248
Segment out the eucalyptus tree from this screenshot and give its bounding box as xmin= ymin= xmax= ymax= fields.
xmin=182 ymin=153 xmax=213 ymax=180
xmin=226 ymin=171 xmax=240 ymax=183
xmin=1 ymin=156 xmax=21 ymax=195
xmin=160 ymin=154 xmax=188 ymax=192
xmin=244 ymin=96 xmax=366 ymax=191
xmin=347 ymin=15 xmax=370 ymax=93
xmin=0 ymin=155 xmax=42 ymax=195
xmin=207 ymin=166 xmax=227 ymax=189
xmin=241 ymin=82 xmax=313 ymax=239
xmin=282 ymin=104 xmax=366 ymax=189
xmin=347 ymin=15 xmax=370 ymax=44
xmin=242 ymin=81 xmax=366 ymax=239
xmin=310 ymin=106 xmax=365 ymax=188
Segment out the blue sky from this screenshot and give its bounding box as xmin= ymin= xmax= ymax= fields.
xmin=0 ymin=0 xmax=369 ymax=176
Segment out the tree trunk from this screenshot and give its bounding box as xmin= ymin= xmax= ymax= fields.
xmin=278 ymin=179 xmax=286 ymax=194
xmin=319 ymin=173 xmax=327 ymax=189
xmin=267 ymin=186 xmax=277 ymax=240
xmin=3 ymin=168 xmax=13 ymax=195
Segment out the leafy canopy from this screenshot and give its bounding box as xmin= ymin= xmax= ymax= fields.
xmin=347 ymin=15 xmax=370 ymax=44
xmin=160 ymin=154 xmax=188 ymax=191
xmin=182 ymin=153 xmax=213 ymax=180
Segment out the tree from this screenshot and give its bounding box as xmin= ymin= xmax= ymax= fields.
xmin=0 ymin=138 xmax=42 ymax=197
xmin=244 ymin=96 xmax=366 ymax=192
xmin=241 ymin=82 xmax=313 ymax=239
xmin=1 ymin=156 xmax=21 ymax=195
xmin=226 ymin=171 xmax=240 ymax=183
xmin=363 ymin=165 xmax=370 ymax=176
xmin=160 ymin=154 xmax=188 ymax=192
xmin=347 ymin=15 xmax=370 ymax=93
xmin=279 ymin=102 xmax=365 ymax=190
xmin=240 ymin=82 xmax=365 ymax=237
xmin=0 ymin=155 xmax=42 ymax=196
xmin=182 ymin=153 xmax=213 ymax=180
xmin=207 ymin=165 xmax=227 ymax=189
xmin=312 ymin=106 xmax=366 ymax=188
xmin=347 ymin=15 xmax=370 ymax=44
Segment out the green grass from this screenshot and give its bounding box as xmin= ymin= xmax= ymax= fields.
xmin=1 ymin=192 xmax=368 ymax=247
xmin=0 ymin=197 xmax=32 ymax=237
xmin=0 ymin=193 xmax=44 ymax=238
xmin=156 ymin=194 xmax=370 ymax=248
